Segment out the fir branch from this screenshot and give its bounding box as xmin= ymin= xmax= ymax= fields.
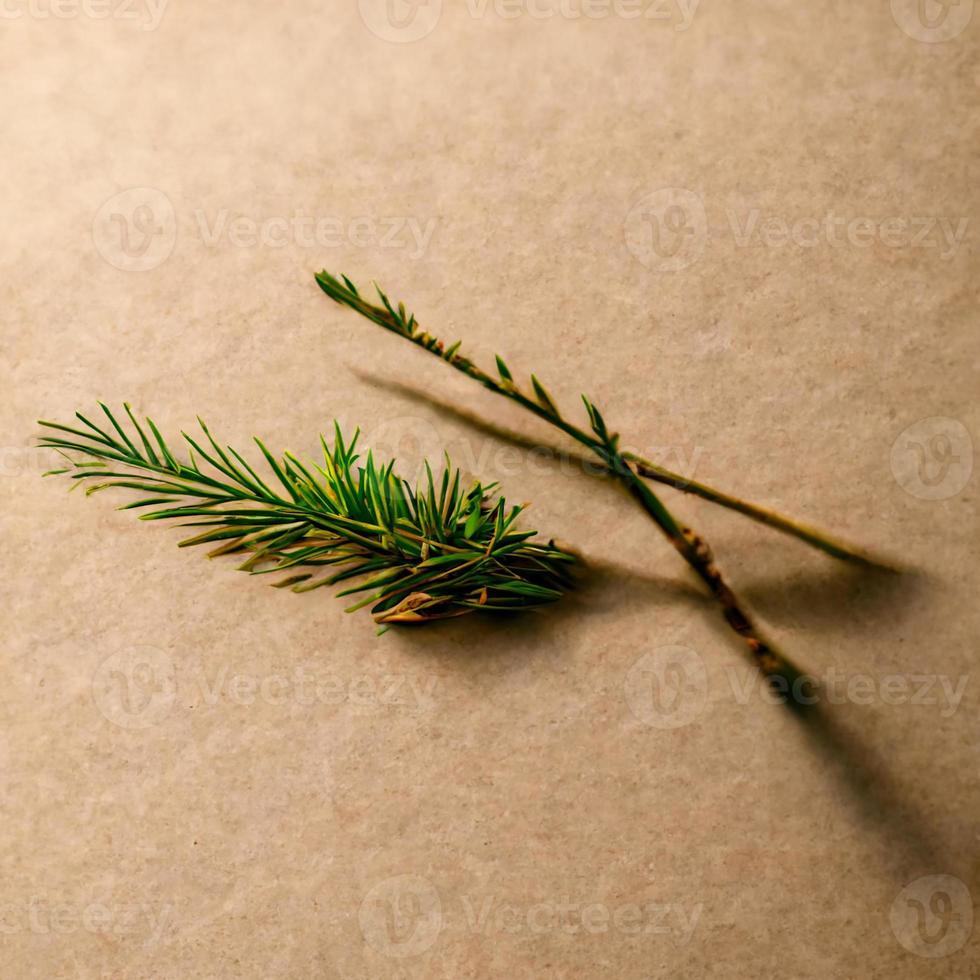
xmin=38 ymin=404 xmax=575 ymax=628
xmin=314 ymin=270 xmax=855 ymax=678
xmin=314 ymin=270 xmax=879 ymax=565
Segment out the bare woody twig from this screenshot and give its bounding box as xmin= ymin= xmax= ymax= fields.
xmin=315 ymin=270 xmax=834 ymax=678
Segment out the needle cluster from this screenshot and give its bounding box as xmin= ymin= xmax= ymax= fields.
xmin=38 ymin=405 xmax=575 ymax=627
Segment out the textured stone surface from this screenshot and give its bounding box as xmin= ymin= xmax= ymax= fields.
xmin=1 ymin=1 xmax=978 ymax=976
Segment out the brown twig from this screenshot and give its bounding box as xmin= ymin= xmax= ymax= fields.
xmin=316 ymin=270 xmax=823 ymax=679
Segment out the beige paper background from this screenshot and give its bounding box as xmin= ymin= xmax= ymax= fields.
xmin=2 ymin=1 xmax=978 ymax=976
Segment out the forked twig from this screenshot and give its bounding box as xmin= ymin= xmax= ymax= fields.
xmin=315 ymin=269 xmax=872 ymax=677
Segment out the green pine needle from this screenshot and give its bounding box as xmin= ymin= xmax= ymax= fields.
xmin=38 ymin=404 xmax=575 ymax=626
